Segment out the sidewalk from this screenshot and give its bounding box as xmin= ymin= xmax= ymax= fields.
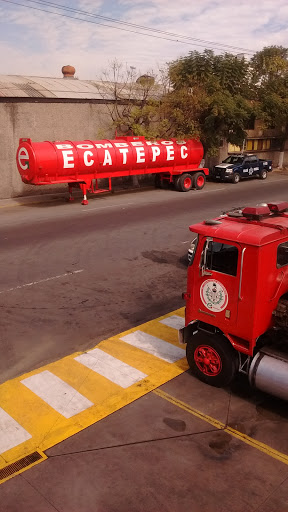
xmin=0 ymin=168 xmax=286 ymax=209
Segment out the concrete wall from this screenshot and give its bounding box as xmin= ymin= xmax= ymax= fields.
xmin=246 ymin=119 xmax=285 ymax=140
xmin=1 ymin=101 xmax=287 ymax=199
xmin=206 ymin=145 xmax=229 ymax=172
xmin=0 ymin=101 xmax=115 ymax=199
xmin=207 ymin=142 xmax=288 ymax=171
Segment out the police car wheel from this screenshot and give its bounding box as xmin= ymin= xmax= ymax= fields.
xmin=232 ymin=173 xmax=240 ymax=184
xmin=259 ymin=170 xmax=267 ymax=180
xmin=186 ymin=331 xmax=239 ymax=387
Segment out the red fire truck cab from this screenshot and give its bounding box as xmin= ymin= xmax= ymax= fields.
xmin=180 ymin=202 xmax=288 ymax=400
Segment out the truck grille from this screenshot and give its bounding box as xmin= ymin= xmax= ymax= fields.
xmin=214 ymin=167 xmax=226 ymax=178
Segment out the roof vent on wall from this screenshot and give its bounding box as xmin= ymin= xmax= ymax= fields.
xmin=62 ymin=65 xmax=76 ymax=79
xmin=136 ymin=75 xmax=155 ymax=86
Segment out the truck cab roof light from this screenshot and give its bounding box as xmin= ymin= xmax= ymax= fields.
xmin=242 ymin=206 xmax=271 ymax=220
xmin=267 ymin=202 xmax=288 ymax=213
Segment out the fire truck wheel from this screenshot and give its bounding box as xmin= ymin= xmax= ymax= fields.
xmin=177 ymin=173 xmax=193 ymax=192
xmin=232 ymin=173 xmax=240 ymax=184
xmin=259 ymin=169 xmax=267 ymax=180
xmin=193 ymin=172 xmax=206 ymax=190
xmin=186 ymin=332 xmax=239 ymax=387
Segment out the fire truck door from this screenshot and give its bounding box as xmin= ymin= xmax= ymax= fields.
xmin=194 ymin=237 xmax=241 ymax=326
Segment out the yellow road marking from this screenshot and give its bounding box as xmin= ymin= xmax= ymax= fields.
xmin=154 ymin=389 xmax=288 ymax=466
xmin=0 ymin=308 xmax=187 ymax=480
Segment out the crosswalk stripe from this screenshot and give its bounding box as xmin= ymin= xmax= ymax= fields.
xmin=0 ymin=307 xmax=190 ymax=479
xmin=0 ymin=407 xmax=31 ymax=455
xmin=74 ymin=349 xmax=147 ymax=389
xmin=159 ymin=315 xmax=185 ymax=330
xmin=120 ymin=330 xmax=185 ymax=363
xmin=21 ymin=370 xmax=93 ymax=419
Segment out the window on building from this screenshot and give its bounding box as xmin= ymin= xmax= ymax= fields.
xmin=246 ymin=139 xmax=271 ymax=151
xmin=277 ymin=242 xmax=288 ymax=268
xmin=206 ymin=241 xmax=238 ymax=276
xmin=258 ymin=139 xmax=263 ymax=150
xmin=228 ymin=143 xmax=241 ymax=153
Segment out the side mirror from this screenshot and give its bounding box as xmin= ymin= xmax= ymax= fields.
xmin=188 ymin=236 xmax=198 ymax=265
xmin=200 ymin=238 xmax=213 ymax=276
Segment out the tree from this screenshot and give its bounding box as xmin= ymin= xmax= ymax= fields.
xmin=251 ymin=46 xmax=288 ymax=84
xmin=251 ymin=47 xmax=288 ymax=144
xmin=97 ymin=47 xmax=288 ymax=161
xmin=166 ymin=50 xmax=254 ymax=155
xmin=95 ymin=60 xmax=167 ymax=138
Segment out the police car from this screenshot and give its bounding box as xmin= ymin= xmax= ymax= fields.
xmin=211 ymin=154 xmax=273 ymax=183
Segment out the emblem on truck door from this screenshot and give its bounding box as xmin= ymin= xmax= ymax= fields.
xmin=200 ymin=279 xmax=228 ymax=312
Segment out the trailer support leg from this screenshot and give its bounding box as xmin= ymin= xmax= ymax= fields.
xmin=80 ymin=184 xmax=89 ymax=205
xmin=68 ymin=184 xmax=74 ymax=202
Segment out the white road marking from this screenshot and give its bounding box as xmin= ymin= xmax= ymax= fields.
xmin=82 ymin=202 xmax=135 ymax=212
xmin=120 ymin=330 xmax=185 ymax=363
xmin=75 ymin=349 xmax=147 ymax=388
xmin=0 ymin=407 xmax=32 ymax=454
xmin=0 ymin=270 xmax=84 ymax=295
xmin=21 ymin=370 xmax=93 ymax=419
xmin=264 ymin=178 xmax=288 ymax=183
xmin=160 ymin=315 xmax=185 ymax=330
xmin=202 ymin=187 xmax=226 ymax=192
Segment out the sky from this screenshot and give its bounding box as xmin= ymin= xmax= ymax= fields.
xmin=0 ymin=0 xmax=288 ymax=80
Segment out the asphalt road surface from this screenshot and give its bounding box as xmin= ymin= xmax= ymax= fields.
xmin=1 ymin=172 xmax=288 ymax=511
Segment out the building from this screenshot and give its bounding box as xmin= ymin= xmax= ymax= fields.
xmin=0 ymin=66 xmax=161 ymax=199
xmin=228 ymin=119 xmax=288 ymax=168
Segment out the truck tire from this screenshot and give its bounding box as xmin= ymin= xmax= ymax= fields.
xmin=259 ymin=169 xmax=267 ymax=180
xmin=232 ymin=173 xmax=240 ymax=184
xmin=186 ymin=331 xmax=239 ymax=387
xmin=177 ymin=173 xmax=193 ymax=192
xmin=154 ymin=174 xmax=162 ymax=188
xmin=193 ymin=172 xmax=206 ymax=190
xmin=173 ymin=175 xmax=181 ymax=191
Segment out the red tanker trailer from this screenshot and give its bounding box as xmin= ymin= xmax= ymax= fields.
xmin=16 ymin=136 xmax=208 ymax=204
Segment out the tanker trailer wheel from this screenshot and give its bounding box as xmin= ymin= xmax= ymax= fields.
xmin=176 ymin=173 xmax=193 ymax=192
xmin=193 ymin=172 xmax=206 ymax=190
xmin=186 ymin=331 xmax=239 ymax=387
xmin=154 ymin=174 xmax=162 ymax=188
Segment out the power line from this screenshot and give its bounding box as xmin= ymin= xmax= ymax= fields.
xmin=22 ymin=0 xmax=256 ymax=55
xmin=0 ymin=0 xmax=256 ymax=55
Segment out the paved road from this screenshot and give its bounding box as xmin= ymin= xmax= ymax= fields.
xmin=1 ymin=173 xmax=288 ymax=511
xmin=1 ymin=173 xmax=288 ymax=383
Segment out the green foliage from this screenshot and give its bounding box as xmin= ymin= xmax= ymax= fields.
xmin=251 ymin=47 xmax=288 ymax=140
xmin=99 ymin=47 xmax=288 ymax=155
xmin=167 ymin=50 xmax=253 ymax=154
xmin=251 ymin=46 xmax=288 ymax=82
